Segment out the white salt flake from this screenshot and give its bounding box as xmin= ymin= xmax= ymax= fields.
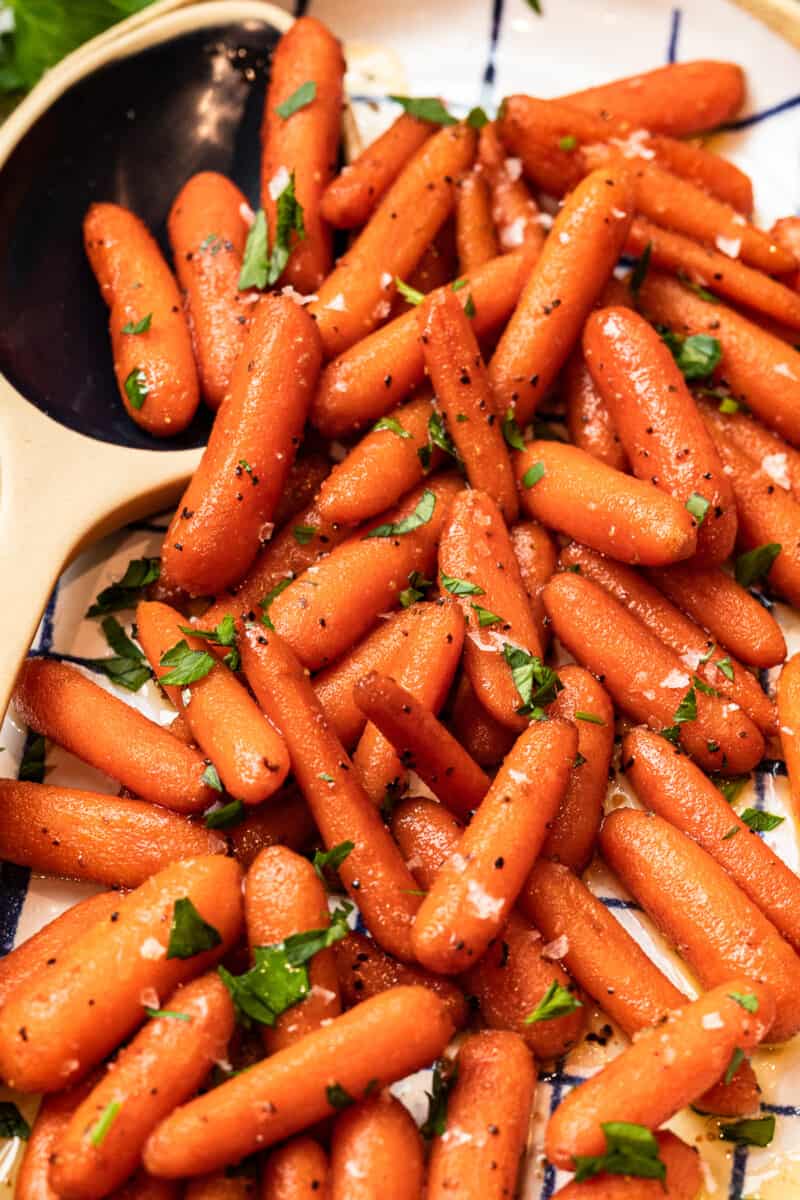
xmin=715 ymin=235 xmax=741 ymax=259
xmin=702 ymin=1011 xmax=724 ymax=1030
xmin=268 ymin=166 xmax=290 ymax=199
xmin=542 ymin=935 xmax=569 ymax=960
xmin=140 ymin=937 xmax=166 ymax=961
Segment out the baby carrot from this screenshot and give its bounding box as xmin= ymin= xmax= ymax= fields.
xmin=161 ymin=294 xmax=322 ymax=596
xmin=427 ymin=1031 xmax=535 ymax=1200
xmin=354 ymin=671 xmax=490 ymax=819
xmin=311 ymin=247 xmax=533 ymax=437
xmin=478 ymin=122 xmax=546 ymax=254
xmin=552 ymin=1131 xmax=702 ymax=1200
xmin=14 ymin=658 xmax=215 ymax=813
xmin=541 ymin=665 xmax=614 ymax=872
xmin=240 ymin=627 xmax=423 ymax=961
xmin=391 ymin=796 xmax=465 ymax=890
xmin=394 ymin=224 xmax=458 ymax=307
xmin=316 ymin=391 xmax=438 ymax=526
xmin=0 ymin=856 xmax=243 ymax=1093
xmin=701 ymin=399 xmax=800 ymax=501
xmin=439 ymin=489 xmax=542 ymax=731
xmin=50 ymin=973 xmax=234 ymax=1200
xmin=186 ymin=1178 xmax=254 ymax=1200
xmin=229 ymin=786 xmax=317 ymax=868
xmin=546 ymin=978 xmax=773 ymax=1170
xmin=542 ymin=572 xmax=765 ymax=774
xmin=583 ymin=305 xmax=736 ymax=564
xmin=269 ymin=473 xmax=462 ymax=670
xmin=113 ymin=1175 xmax=179 ymax=1200
xmin=310 ymin=123 xmax=477 ymax=357
xmin=778 ymin=655 xmax=800 ymax=821
xmin=260 ymin=17 xmax=344 ymax=292
xmin=649 ymin=561 xmax=787 ymax=669
xmin=83 ymin=202 xmax=199 ymax=435
xmin=321 ymin=111 xmax=433 ymax=228
xmin=639 ymin=271 xmax=800 ymax=446
xmin=262 ymin=1138 xmax=329 ymax=1200
xmin=274 ymin=452 xmax=332 ymax=529
xmin=353 ymin=600 xmax=464 ymax=806
xmin=421 ymin=292 xmax=519 ymax=520
xmin=334 ymin=931 xmax=469 ymax=1030
xmin=414 ymin=718 xmax=577 ymax=973
xmin=641 ymin=134 xmax=753 ymax=213
xmin=144 ymin=987 xmax=453 ymax=1177
xmin=772 ymin=216 xmax=800 ymax=290
xmin=449 ymin=675 xmax=516 ymax=767
xmin=245 ymin=846 xmax=341 ymax=1053
xmin=167 ymin=172 xmax=250 ymax=408
xmin=515 ymin=441 xmax=697 ymax=566
xmin=510 ymin=520 xmax=557 ymax=649
xmin=623 ymin=727 xmax=800 ymax=953
xmin=17 ymin=1079 xmax=96 ymax=1200
xmin=489 ymin=165 xmax=634 ymax=424
xmin=330 ymin=1092 xmax=424 ymax=1200
xmin=137 ymin=600 xmax=289 ymax=805
xmin=601 ymin=809 xmax=800 ymax=1042
xmin=564 ymin=351 xmax=628 ymax=472
xmin=455 ymin=170 xmax=498 ymax=272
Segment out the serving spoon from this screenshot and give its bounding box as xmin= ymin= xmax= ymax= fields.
xmin=0 ymin=0 xmax=292 ymax=719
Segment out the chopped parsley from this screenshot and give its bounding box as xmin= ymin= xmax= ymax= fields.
xmin=159 ymin=640 xmax=216 ymax=687
xmin=558 ymin=134 xmax=577 ymax=151
xmin=180 ymin=615 xmax=239 ymax=671
xmin=238 ymin=173 xmax=305 ymax=290
xmin=400 ymin=571 xmax=432 ymax=608
xmin=326 ymin=1082 xmax=357 ymax=1110
xmin=573 ymin=1122 xmax=666 ymax=1184
xmin=660 ymin=331 xmax=722 ymax=381
xmin=0 ymin=1102 xmax=30 ymax=1141
xmin=260 ymin=575 xmax=294 ymax=630
xmin=441 ymin=574 xmax=484 ymax=597
xmin=471 ymin=604 xmax=503 ymax=627
xmin=525 ymin=981 xmax=582 ymax=1023
xmin=201 ymin=763 xmax=223 ymax=792
xmin=293 ymin=525 xmax=317 ymax=545
xmin=685 ymin=492 xmax=710 ymax=526
xmin=388 ymin=95 xmax=456 ymax=125
xmin=124 ymin=368 xmax=149 ymax=411
xmin=735 ymin=543 xmax=781 ymax=589
xmin=720 ymin=1116 xmax=775 ymax=1147
xmin=421 ymin=1058 xmax=458 ymax=1138
xmin=522 ymin=461 xmax=545 ymax=489
xmin=204 ymin=798 xmax=245 ymax=829
xmin=729 ymin=991 xmax=759 ymax=1013
xmin=313 ymin=840 xmax=354 ymax=885
xmin=87 ymin=557 xmax=160 ymax=617
xmin=740 ymin=808 xmax=784 ymax=833
xmin=395 ymin=277 xmax=425 ymax=306
xmin=276 ymin=80 xmax=316 ymax=119
xmin=91 ymin=615 xmax=151 ymax=692
xmin=574 ymin=711 xmax=606 ymax=725
xmin=502 ymin=408 xmax=526 ymax=451
xmin=122 ymin=313 xmax=152 ymax=335
xmin=503 ymin=644 xmax=562 ymax=719
xmin=363 ymin=489 xmax=436 ymax=539
xmin=89 ymin=1100 xmax=120 ymax=1148
xmin=167 ymin=898 xmax=222 ymax=960
xmin=18 ymin=733 xmax=47 ymax=783
xmin=373 ymin=415 xmax=411 ymax=438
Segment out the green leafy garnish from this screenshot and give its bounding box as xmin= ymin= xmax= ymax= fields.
xmin=18 ymin=733 xmax=47 ymax=783
xmin=678 ymin=272 xmax=716 ymax=303
xmin=525 ymin=980 xmax=582 ymax=1024
xmin=729 ymin=991 xmax=759 ymax=1013
xmin=629 ymin=241 xmax=652 ymax=298
xmin=201 ymin=763 xmax=223 ymax=793
xmin=238 ymin=174 xmax=305 ymax=290
xmin=293 ymin=525 xmax=317 ymax=545
xmin=503 ymin=644 xmax=562 ymax=719
xmin=740 ymin=808 xmax=784 ymax=833
xmin=91 ymin=615 xmax=151 ymax=692
xmin=724 ymin=1047 xmax=744 ymax=1085
xmin=400 ymin=571 xmax=432 ymax=608
xmin=686 ymin=492 xmax=710 ymax=526
xmin=167 ymin=898 xmax=222 ymax=960
xmin=713 ymin=774 xmax=749 ymax=804
xmin=558 ymin=134 xmax=577 ymax=151
xmin=427 ymin=411 xmax=457 ymax=458
xmin=574 ymin=711 xmax=605 ymax=725
xmin=276 ymin=80 xmax=316 ymax=119
xmin=122 ymin=313 xmax=152 ymax=335
xmin=204 ymin=798 xmax=245 ymax=829
xmin=722 ymin=826 xmax=739 ymax=840
xmin=573 ymin=1122 xmax=666 ymax=1184
xmin=735 ymin=543 xmax=782 ymax=589
xmin=145 ymin=1007 xmax=191 ymax=1022
xmin=313 ymin=840 xmax=354 ymax=885
xmin=0 ymin=1102 xmax=30 ymax=1141
xmin=326 ymin=1082 xmax=356 ymax=1110
xmin=522 ymin=461 xmax=545 ymax=489
xmin=89 ymin=1101 xmax=120 ymax=1148
xmin=716 ymin=656 xmax=734 ymax=682
xmin=421 ymin=1058 xmax=458 ymax=1138
xmin=502 ymin=408 xmax=526 ymax=451
xmin=260 ymin=576 xmax=294 ymax=630
xmin=661 ymin=331 xmax=722 ymax=381
xmin=693 ymin=675 xmax=718 ymax=697
xmin=239 ymin=209 xmax=269 ymax=288
xmin=466 ymin=106 xmax=489 ymax=129
xmin=674 ymin=686 xmax=697 ymax=725
xmin=363 ymin=489 xmax=436 ymax=539
xmin=720 ymin=1116 xmax=775 ymax=1147
xmin=159 ymin=640 xmax=215 ymax=687
xmin=525 ymin=0 xmax=543 ymax=14
xmin=464 ymin=293 xmax=476 ymax=318
xmin=373 ymin=416 xmax=411 ymax=438
xmin=86 ymin=557 xmax=160 ymax=617
xmin=719 ymin=396 xmax=740 ymax=414
xmin=124 ymin=368 xmax=148 ymax=410
xmin=388 ymin=95 xmax=456 ymax=125
xmin=395 ymin=277 xmax=425 ymax=306
xmin=471 ymin=604 xmax=503 ymax=627
xmin=441 ymin=574 xmax=484 ymax=597
xmin=180 ymin=615 xmax=239 ymax=671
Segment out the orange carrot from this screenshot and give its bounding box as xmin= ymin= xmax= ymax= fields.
xmin=144 ymin=987 xmax=453 ymax=1177
xmin=545 ymin=980 xmax=772 ymax=1171
xmin=137 ymin=600 xmax=289 ymax=804
xmin=772 ymin=216 xmax=800 ymax=291
xmin=274 ymin=452 xmax=332 ymax=530
xmin=50 ymin=973 xmax=234 ymax=1200
xmin=449 ymin=674 xmax=516 ymax=767
xmin=421 ymin=291 xmax=519 ymax=520
xmin=84 ymin=202 xmax=199 ymax=435
xmin=564 ymin=351 xmax=628 ymax=471
xmin=641 ymin=134 xmax=753 ymax=213
xmin=510 ymin=519 xmax=557 ymax=651
xmin=700 ymin=400 xmax=800 ymax=501
xmin=552 ymin=1131 xmax=702 ymax=1200
xmin=427 ymin=1032 xmax=535 ymax=1200
xmin=262 ymin=1138 xmax=329 ymax=1200
xmin=321 ymin=112 xmax=433 ymax=229
xmin=779 ymin=654 xmax=800 ymax=822
xmin=543 ymin=571 xmax=765 ymax=774
xmin=393 ymin=223 xmax=459 ymax=310
xmin=161 ymin=294 xmax=322 ymax=596
xmin=245 ymin=846 xmax=341 ymax=1053
xmin=515 ymin=441 xmax=697 ymax=566
xmin=330 ymin=1092 xmax=424 ymax=1200
xmin=455 ymin=170 xmax=498 ymax=272
xmin=240 ymin=627 xmax=422 ymax=961
xmin=478 ymin=122 xmax=546 ymax=254
xmin=17 ymin=1079 xmax=96 ymax=1200
xmin=14 ymin=658 xmax=215 ymax=813
xmin=260 ymin=17 xmax=345 ymax=291
xmin=310 ymin=123 xmax=477 ymax=358
xmin=185 ymin=1176 xmax=254 ymax=1200
xmin=600 ymin=808 xmax=800 ymax=1042
xmin=0 ymin=856 xmax=243 ymax=1093
xmin=489 ymin=165 xmax=633 ymax=423
xmin=229 ymin=786 xmax=317 ymax=868
xmin=391 ymin=796 xmax=465 ymax=890
xmin=167 ymin=172 xmax=250 ymax=409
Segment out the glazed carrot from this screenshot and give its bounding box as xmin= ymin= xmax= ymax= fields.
xmin=601 ymin=809 xmax=800 ymax=1042
xmin=541 ymin=665 xmax=614 ymax=872
xmin=396 ymin=224 xmax=459 ymax=305
xmin=583 ymin=305 xmax=737 ymax=564
xmin=638 ymin=272 xmax=800 ymax=446
xmin=772 ymin=216 xmax=800 ymax=290
xmin=515 ymin=441 xmax=697 ymax=566
xmin=186 ymin=1177 xmax=254 ymax=1200
xmin=17 ymin=1080 xmax=96 ymax=1200
xmin=439 ymin=489 xmax=542 ymax=731
xmin=779 ymin=655 xmax=800 ymax=821
xmin=50 ymin=973 xmax=234 ymax=1200
xmin=333 ymin=931 xmax=468 ymax=1030
xmin=144 ymin=987 xmax=453 ymax=1177
xmin=552 ymin=1131 xmax=702 ymax=1200
xmin=0 ymin=856 xmax=242 ymax=1093
xmin=316 ymin=391 xmax=438 ymax=526
xmin=640 ymin=134 xmax=752 ymax=213
xmin=489 ymin=165 xmax=633 ymax=423
xmin=623 ymin=727 xmax=800 ymax=953
xmin=137 ymin=600 xmax=289 ymax=805
xmin=269 ymin=473 xmax=462 ymax=670
xmin=421 ymin=292 xmax=519 ymax=520
xmin=0 ymin=892 xmax=120 ymax=1010
xmin=262 ymin=1138 xmax=329 ymax=1200
xmin=542 ymin=572 xmax=765 ymax=774
xmin=449 ymin=675 xmax=516 ymax=767
xmin=559 ymin=543 xmax=778 ymax=737
xmin=330 ymin=1092 xmax=424 ymax=1200
xmin=414 ymin=717 xmax=577 ymax=973
xmin=455 ymin=170 xmax=498 ymax=272
xmin=311 ymin=247 xmax=534 ymax=438
xmin=161 ymin=295 xmax=322 ymax=596
xmin=274 ymin=452 xmax=332 ymax=529
xmin=391 ymin=796 xmax=465 ymax=890
xmin=564 ymin=351 xmax=628 ymax=472
xmin=14 ymin=658 xmax=215 ymax=813
xmin=229 ymin=786 xmax=317 ymax=868
xmin=310 ymin=123 xmax=477 ymax=357
xmin=245 ymin=846 xmax=341 ymax=1053
xmin=478 ymin=122 xmax=546 ymax=254
xmin=240 ymin=627 xmax=423 ymax=961
xmin=167 ymin=172 xmax=250 ymax=409
xmin=0 ymin=780 xmax=225 ymax=887
xmin=463 ymin=910 xmax=587 ymax=1061
xmin=321 ymin=112 xmax=432 ymax=229
xmin=260 ymin=17 xmax=344 ymax=291
xmin=560 ymin=60 xmax=745 ymax=135
xmin=626 ymin=216 xmax=800 ymax=330
xmin=111 ymin=1175 xmax=179 ymax=1200
xmin=354 ymin=671 xmax=489 ymax=819
xmin=546 ymin=978 xmax=773 ymax=1170
xmin=353 ymin=600 xmax=464 ymax=805
xmin=510 ymin=519 xmax=557 ymax=652
xmin=700 ymin=400 xmax=800 ymax=501
xmin=427 ymin=1032 xmax=535 ymax=1200
xmin=649 ymin=561 xmax=787 ymax=669
xmin=84 ymin=202 xmax=199 ymax=435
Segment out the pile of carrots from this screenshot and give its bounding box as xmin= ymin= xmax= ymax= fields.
xmin=5 ymin=13 xmax=800 ymax=1199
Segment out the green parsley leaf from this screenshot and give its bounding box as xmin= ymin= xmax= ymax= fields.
xmin=199 ymin=234 xmax=223 ymax=255
xmin=388 ymin=95 xmax=456 ymax=125
xmin=503 ymin=644 xmax=562 ymax=719
xmin=463 ymin=293 xmax=476 ymax=318
xmin=525 ymin=980 xmax=582 ymax=1023
xmin=276 ymin=79 xmax=316 ymax=119
xmin=18 ymin=732 xmax=47 ymax=783
xmin=471 ymin=604 xmax=503 ymax=627
xmin=90 ymin=1101 xmax=120 ymax=1148
xmin=239 ymin=210 xmax=270 ymax=290
xmin=693 ymin=675 xmax=719 ymax=697
xmin=686 ymin=492 xmax=710 ymax=526
xmin=663 ymin=332 xmax=722 ymax=381
xmin=574 ymin=711 xmax=606 ymax=725
xmin=363 ymin=489 xmax=436 ymax=539
xmin=525 ymin=0 xmax=543 ymax=13
xmin=122 ymin=313 xmax=152 ymax=335
xmin=729 ymin=991 xmax=759 ymax=1013
xmin=678 ymin=272 xmax=716 ymax=303
xmin=712 ymin=774 xmax=749 ymax=804
xmin=719 ymin=396 xmax=741 ymax=414
xmin=260 ymin=576 xmax=294 ymax=630
xmin=293 ymin=525 xmax=317 ymax=545
xmin=740 ymin=808 xmax=784 ymax=833
xmin=90 ymin=615 xmax=151 ymax=692
xmin=466 ymin=106 xmax=489 ymax=128
xmin=502 ymin=408 xmax=526 ymax=451
xmin=326 ymin=1082 xmax=356 ymax=1110
xmin=124 ymin=368 xmax=149 ymax=410
xmin=395 ymin=277 xmax=425 ymax=306
xmin=522 ymin=461 xmax=545 ymax=489
xmin=574 ymin=751 xmax=587 ymax=768
xmin=159 ymin=640 xmax=215 ymax=687
xmin=558 ymin=134 xmax=577 ymax=151
xmin=268 ymin=172 xmax=306 ymax=285
xmin=452 ymin=278 xmax=468 ymax=292
xmin=716 ymin=656 xmax=734 ymax=681
xmin=574 ymin=1122 xmax=666 ymax=1185
xmin=179 ymin=616 xmax=237 ymax=666
xmin=167 ymin=898 xmax=222 ymax=960
xmin=373 ymin=416 xmax=411 ymax=439
xmin=145 ymin=1006 xmax=191 ymax=1022
xmin=427 ymin=411 xmax=457 ymax=458
xmin=735 ymin=543 xmax=782 ymax=589
xmin=400 ymin=570 xmax=432 ymax=608
xmin=313 ymin=840 xmax=355 ymax=884
xmin=441 ymin=574 xmax=485 ymax=597
xmin=204 ymin=798 xmax=245 ymax=829
xmin=629 ymin=241 xmax=652 ymax=298
xmin=722 ymin=825 xmax=739 ymax=840
xmin=674 ymin=686 xmax=697 ymax=725
xmin=86 ymin=557 xmax=160 ymax=617
xmin=319 ymin=772 xmax=335 ymax=784
xmin=421 ymin=1058 xmax=458 ymax=1138
xmin=720 ymin=1116 xmax=775 ymax=1148
xmin=724 ymin=1047 xmax=745 ymax=1086
xmin=0 ymin=1101 xmax=30 ymax=1141
xmin=201 ymin=763 xmax=223 ymax=792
